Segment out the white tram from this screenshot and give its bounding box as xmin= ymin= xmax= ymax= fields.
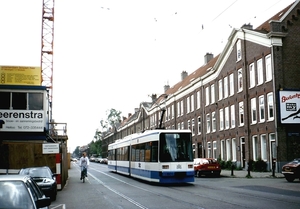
xmin=107 ymin=129 xmax=194 ymax=183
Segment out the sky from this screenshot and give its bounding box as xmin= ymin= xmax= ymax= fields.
xmin=0 ymin=0 xmax=296 ymax=152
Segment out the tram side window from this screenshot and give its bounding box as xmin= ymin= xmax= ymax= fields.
xmin=151 ymin=141 xmax=158 ymax=162
xmin=0 ymin=92 xmax=10 ymax=109
xmin=131 ymin=145 xmax=136 ymax=161
xmin=12 ymin=92 xmax=27 ymax=110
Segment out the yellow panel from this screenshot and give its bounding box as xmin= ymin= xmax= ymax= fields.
xmin=0 ymin=66 xmax=41 ymax=85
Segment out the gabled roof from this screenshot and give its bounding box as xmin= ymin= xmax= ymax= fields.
xmin=255 ymin=2 xmax=294 ymax=33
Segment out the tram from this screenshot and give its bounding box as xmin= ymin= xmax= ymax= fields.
xmin=107 ymin=129 xmax=194 ymax=183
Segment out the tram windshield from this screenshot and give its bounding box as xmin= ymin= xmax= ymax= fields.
xmin=159 ymin=133 xmax=193 ymax=162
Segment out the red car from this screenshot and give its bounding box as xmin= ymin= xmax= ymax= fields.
xmin=282 ymin=158 xmax=300 ymax=182
xmin=194 ymin=158 xmax=221 ymax=177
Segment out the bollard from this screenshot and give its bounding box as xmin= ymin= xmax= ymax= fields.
xmin=231 ymin=164 xmax=234 ymax=176
xmin=272 ymin=159 xmax=276 ymax=177
xmin=247 ymin=160 xmax=253 ymax=177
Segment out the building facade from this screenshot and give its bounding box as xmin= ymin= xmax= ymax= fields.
xmin=103 ymin=1 xmax=300 ymax=171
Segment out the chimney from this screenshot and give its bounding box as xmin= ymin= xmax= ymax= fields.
xmin=164 ymin=84 xmax=170 ymax=93
xmin=122 ymin=116 xmax=127 ymax=121
xmin=151 ymin=94 xmax=157 ymax=102
xmin=181 ymin=71 xmax=188 ymax=80
xmin=134 ymin=108 xmax=139 ymax=113
xmin=241 ymin=23 xmax=253 ymax=30
xmin=128 ymin=113 xmax=132 ymax=118
xmin=204 ymin=53 xmax=214 ymax=64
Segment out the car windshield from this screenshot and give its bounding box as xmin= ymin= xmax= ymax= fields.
xmin=159 ymin=133 xmax=193 ymax=162
xmin=289 ymin=159 xmax=300 ymax=164
xmin=21 ymin=168 xmax=51 ymax=178
xmin=0 ymin=181 xmax=34 ymax=209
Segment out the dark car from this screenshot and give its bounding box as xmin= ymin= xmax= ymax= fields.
xmin=0 ymin=175 xmax=51 ymax=209
xmin=194 ymin=158 xmax=221 ymax=177
xmin=282 ymin=158 xmax=300 ymax=182
xmin=19 ymin=166 xmax=58 ymax=201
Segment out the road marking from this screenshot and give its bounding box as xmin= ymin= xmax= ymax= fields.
xmin=88 ymin=171 xmax=148 ymax=209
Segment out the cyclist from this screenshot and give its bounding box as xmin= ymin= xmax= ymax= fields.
xmin=79 ymin=152 xmax=89 ymax=180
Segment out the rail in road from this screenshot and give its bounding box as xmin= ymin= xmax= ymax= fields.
xmin=50 ymin=162 xmax=300 ymax=209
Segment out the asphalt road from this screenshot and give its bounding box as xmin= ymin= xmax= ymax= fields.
xmin=49 ymin=162 xmax=300 ymax=209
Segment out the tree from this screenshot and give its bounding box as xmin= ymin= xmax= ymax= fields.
xmin=100 ymin=108 xmax=122 ymax=131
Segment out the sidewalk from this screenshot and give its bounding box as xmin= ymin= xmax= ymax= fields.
xmin=221 ymin=169 xmax=285 ymax=178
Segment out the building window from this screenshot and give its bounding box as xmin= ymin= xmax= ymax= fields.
xmin=251 ymin=98 xmax=257 ymax=124
xmin=211 ymin=84 xmax=215 ymax=104
xmin=259 ymin=95 xmax=265 ymax=122
xmin=225 ymin=106 xmax=229 ymax=129
xmin=188 ymin=120 xmax=190 ymax=131
xmin=267 ymin=92 xmax=274 ymax=121
xmin=178 ymin=123 xmax=180 ymax=130
xmin=265 ymin=55 xmax=272 ymax=82
xmin=219 ymin=109 xmax=224 ymax=131
xmin=218 ymin=79 xmax=223 ymax=100
xmin=226 ymin=139 xmax=231 ymax=161
xmin=237 ymin=68 xmax=243 ymax=92
xmin=224 ymin=77 xmax=228 ymax=98
xmin=206 ymin=113 xmax=211 ymax=133
xmin=207 ymin=142 xmax=211 ymax=158
xmin=249 ymin=63 xmax=255 ymax=88
xmin=192 ymin=119 xmax=195 ymax=136
xmin=213 ymin=141 xmax=217 ymax=158
xmin=252 ymin=135 xmax=258 ymax=161
xmin=181 ymin=122 xmax=184 ymax=129
xmin=229 ymin=73 xmax=234 ymax=96
xmin=197 ymin=91 xmax=201 ymax=109
xmin=205 ymin=87 xmax=210 ymax=106
xmin=177 ymin=102 xmax=180 ymax=117
xmin=198 ymin=116 xmax=201 ymax=135
xmin=221 ymin=140 xmax=225 ymax=160
xmin=191 ymin=94 xmax=194 ymax=112
xmin=239 ymin=101 xmax=244 ymax=126
xmin=212 ymin=111 xmax=216 ymax=132
xmin=171 ymin=104 xmax=174 ymax=119
xmin=236 ymin=39 xmax=242 ymax=61
xmin=261 ymin=135 xmax=267 ymax=161
xmin=181 ymin=100 xmax=183 ymax=116
xmin=232 ymin=138 xmax=237 ymax=161
xmin=187 ymin=96 xmax=190 ymax=113
xmin=257 ymin=59 xmax=263 ymax=85
xmin=231 ymin=105 xmax=235 ymax=128
xmin=270 ymin=133 xmax=276 ymax=160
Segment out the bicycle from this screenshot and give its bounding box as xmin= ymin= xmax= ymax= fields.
xmin=81 ymin=166 xmax=87 ymax=183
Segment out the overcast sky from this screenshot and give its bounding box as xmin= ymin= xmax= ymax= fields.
xmin=0 ymin=0 xmax=295 ymax=152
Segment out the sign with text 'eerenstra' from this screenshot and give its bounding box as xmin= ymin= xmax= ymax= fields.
xmin=0 ymin=110 xmax=44 ymax=132
xmin=0 ymin=66 xmax=41 ymax=85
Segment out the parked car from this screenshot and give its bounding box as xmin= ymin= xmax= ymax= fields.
xmin=19 ymin=166 xmax=58 ymax=201
xmin=95 ymin=157 xmax=103 ymax=163
xmin=0 ymin=175 xmax=51 ymax=209
xmin=194 ymin=158 xmax=221 ymax=177
xmin=100 ymin=158 xmax=108 ymax=164
xmin=89 ymin=156 xmax=96 ymax=162
xmin=282 ymin=158 xmax=300 ymax=182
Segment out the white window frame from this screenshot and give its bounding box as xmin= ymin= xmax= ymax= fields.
xmin=257 ymin=58 xmax=263 ymax=85
xmin=225 ymin=106 xmax=229 ymax=129
xmin=231 ymin=104 xmax=235 ymax=128
xmin=249 ymin=63 xmax=255 ymax=88
xmin=211 ymin=84 xmax=215 ymax=104
xmin=267 ymin=92 xmax=274 ymax=121
xmin=224 ymin=77 xmax=228 ymax=98
xmin=232 ymin=138 xmax=237 ymax=162
xmin=219 ymin=109 xmax=224 ymax=131
xmin=181 ymin=100 xmax=183 ymax=116
xmin=226 ymin=139 xmax=231 ymax=161
xmin=265 ymin=55 xmax=272 ymax=82
xmin=186 ymin=96 xmax=190 ymax=113
xmin=197 ymin=91 xmax=201 ymax=109
xmin=261 ymin=134 xmax=267 ymax=161
xmin=192 ymin=119 xmax=195 ymax=136
xmin=251 ymin=97 xmax=257 ymax=124
xmin=229 ymin=73 xmax=234 ymax=96
xmin=236 ymin=39 xmax=242 ymax=61
xmin=205 ymin=87 xmax=210 ymax=106
xmin=191 ymin=94 xmax=194 ymax=112
xmin=207 ymin=142 xmax=211 ymax=158
xmin=239 ymin=101 xmax=244 ymax=126
xmin=213 ymin=141 xmax=217 ymax=159
xmin=177 ymin=102 xmax=180 ymax=117
xmin=252 ymin=135 xmax=258 ymax=161
xmin=237 ymin=68 xmax=243 ymax=92
xmin=206 ymin=113 xmax=211 ymax=133
xmin=259 ymin=95 xmax=265 ymax=122
xmin=212 ymin=111 xmax=216 ymax=132
xmin=218 ymin=79 xmax=223 ymax=100
xmin=197 ymin=116 xmax=201 ymax=135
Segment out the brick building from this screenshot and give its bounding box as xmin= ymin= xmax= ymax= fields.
xmin=103 ymin=1 xmax=300 ymax=171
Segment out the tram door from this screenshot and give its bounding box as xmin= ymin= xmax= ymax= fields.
xmin=128 ymin=145 xmax=131 ymax=176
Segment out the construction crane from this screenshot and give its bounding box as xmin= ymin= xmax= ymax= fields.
xmin=41 ymin=0 xmax=55 ymax=119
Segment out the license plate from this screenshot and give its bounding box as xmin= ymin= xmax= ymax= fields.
xmin=208 ymin=166 xmax=215 ymax=169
